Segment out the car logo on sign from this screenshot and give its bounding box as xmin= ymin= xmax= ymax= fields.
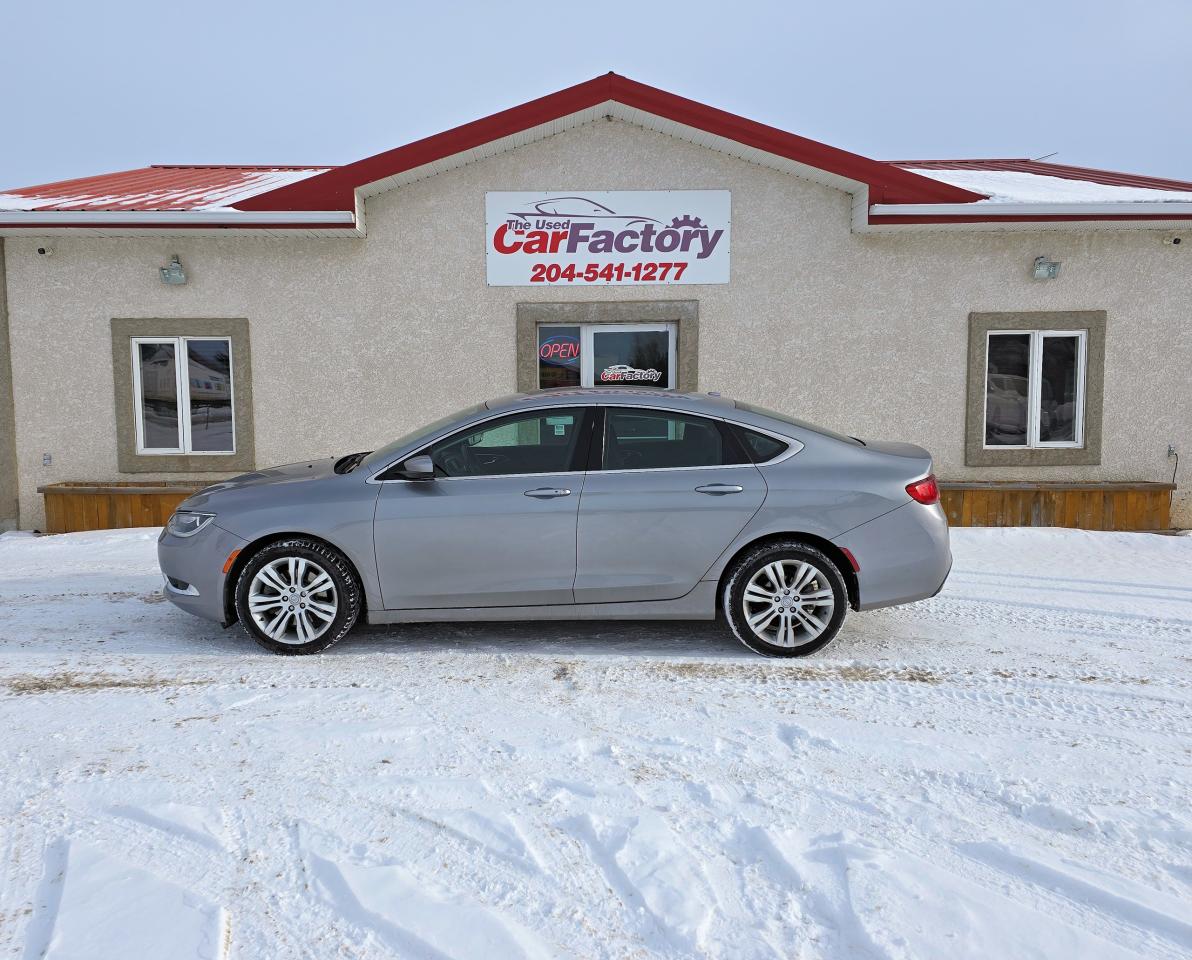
xmin=599 ymin=365 xmax=663 ymax=383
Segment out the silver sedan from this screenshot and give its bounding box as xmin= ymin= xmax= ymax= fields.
xmin=158 ymin=390 xmax=951 ymax=657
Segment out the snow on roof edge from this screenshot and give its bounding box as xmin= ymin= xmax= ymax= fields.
xmin=897 ymin=166 xmax=1192 ymax=205
xmin=0 ymin=167 xmax=334 ymax=213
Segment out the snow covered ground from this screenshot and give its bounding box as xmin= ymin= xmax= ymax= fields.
xmin=0 ymin=527 xmax=1190 ymax=960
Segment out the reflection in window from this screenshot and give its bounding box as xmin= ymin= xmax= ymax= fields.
xmin=537 ymin=325 xmax=581 ymax=389
xmin=603 ymin=410 xmax=747 ymax=470
xmin=984 ymin=333 xmax=1031 ymax=446
xmin=984 ymin=330 xmax=1084 ymax=449
xmin=187 ymin=340 xmax=234 ymax=452
xmin=593 ymin=330 xmax=670 ymax=388
xmin=132 ymin=336 xmax=235 ymax=455
xmin=738 ymin=428 xmax=789 ymax=463
xmin=137 ymin=342 xmax=181 ymax=450
xmin=1039 ymin=336 xmax=1079 ymax=443
xmin=428 ymin=409 xmax=588 ymax=477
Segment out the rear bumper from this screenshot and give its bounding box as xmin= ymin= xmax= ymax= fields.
xmin=157 ymin=522 xmax=248 ymax=625
xmin=833 ymin=501 xmax=951 ymax=611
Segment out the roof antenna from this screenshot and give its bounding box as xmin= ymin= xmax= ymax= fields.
xmin=1032 ymin=151 xmax=1059 ymax=162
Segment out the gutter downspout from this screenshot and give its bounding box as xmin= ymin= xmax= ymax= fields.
xmin=0 ymin=239 xmax=19 ymax=530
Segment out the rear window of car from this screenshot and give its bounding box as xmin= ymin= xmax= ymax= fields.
xmin=733 ymin=401 xmax=864 ymax=446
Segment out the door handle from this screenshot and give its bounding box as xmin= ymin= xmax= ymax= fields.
xmin=694 ymin=483 xmax=744 ymax=495
xmin=524 ymin=487 xmax=572 ymax=499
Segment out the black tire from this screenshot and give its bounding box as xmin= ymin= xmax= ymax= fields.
xmin=722 ymin=541 xmax=848 ymax=658
xmin=234 ymin=538 xmax=362 ymax=655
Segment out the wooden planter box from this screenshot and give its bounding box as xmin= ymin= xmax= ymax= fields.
xmin=35 ymin=479 xmax=1176 ymax=535
xmin=37 ymin=481 xmax=203 ymax=534
xmin=940 ymin=481 xmax=1175 ymax=531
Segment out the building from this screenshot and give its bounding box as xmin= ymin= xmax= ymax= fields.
xmin=0 ymin=73 xmax=1188 ymax=533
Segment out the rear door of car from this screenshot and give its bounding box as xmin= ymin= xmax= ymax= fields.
xmin=373 ymin=406 xmax=593 ymax=609
xmin=574 ymin=406 xmax=766 ymax=603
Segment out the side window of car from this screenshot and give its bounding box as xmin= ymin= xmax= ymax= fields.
xmin=427 ymin=408 xmax=589 ymax=477
xmin=601 ymin=409 xmax=749 ymax=470
xmin=736 ymin=427 xmax=790 ymax=463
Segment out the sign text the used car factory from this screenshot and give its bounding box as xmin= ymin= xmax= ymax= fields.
xmin=485 ymin=191 xmax=730 ymax=286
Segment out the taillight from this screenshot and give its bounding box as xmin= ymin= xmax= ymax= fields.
xmin=906 ymin=474 xmax=940 ymax=505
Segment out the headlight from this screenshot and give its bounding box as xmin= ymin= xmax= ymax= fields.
xmin=166 ymin=511 xmax=216 ymax=538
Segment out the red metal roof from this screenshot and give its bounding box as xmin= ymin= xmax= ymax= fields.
xmin=884 ymin=158 xmax=1192 ymax=194
xmin=0 ymin=165 xmax=333 ymax=212
xmin=4 ymin=76 xmax=1191 ymax=227
xmin=234 ymin=73 xmax=986 ymax=212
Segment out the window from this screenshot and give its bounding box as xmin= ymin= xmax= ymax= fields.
xmin=737 ymin=427 xmax=789 ymax=463
xmin=734 ymin=401 xmax=863 ymax=447
xmin=362 ymin=403 xmax=486 ymax=472
xmin=601 ymin=409 xmax=747 ymax=470
xmin=536 ymin=322 xmax=677 ymax=389
xmin=131 ymin=337 xmax=235 ymax=455
xmin=984 ymin=330 xmax=1085 ymax=448
xmin=965 ymin=312 xmax=1103 ymax=467
xmin=537 ymin=326 xmax=582 ymax=389
xmin=518 ymin=302 xmax=697 ymax=394
xmin=424 ymin=408 xmax=590 ymax=478
xmin=586 ymin=324 xmax=675 ymax=389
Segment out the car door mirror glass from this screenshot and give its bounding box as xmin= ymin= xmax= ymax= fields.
xmin=400 ymin=454 xmax=436 ymax=480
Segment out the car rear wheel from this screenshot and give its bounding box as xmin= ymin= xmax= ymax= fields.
xmin=723 ymin=541 xmax=848 ymax=657
xmin=234 ymin=538 xmax=361 ymax=655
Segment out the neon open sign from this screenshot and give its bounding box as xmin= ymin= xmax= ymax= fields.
xmin=539 ymin=335 xmax=580 ymax=367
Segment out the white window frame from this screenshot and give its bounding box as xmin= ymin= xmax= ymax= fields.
xmin=131 ymin=336 xmax=236 ymax=455
xmin=579 ymin=322 xmax=677 ymax=389
xmin=983 ymin=329 xmax=1086 ymax=450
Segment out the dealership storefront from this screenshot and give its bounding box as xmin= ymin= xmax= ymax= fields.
xmin=0 ymin=74 xmax=1189 ymax=532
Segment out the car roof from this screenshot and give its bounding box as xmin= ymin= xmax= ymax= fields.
xmin=485 ymin=389 xmax=738 ymax=415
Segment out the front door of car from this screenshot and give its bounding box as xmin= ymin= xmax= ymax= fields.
xmin=574 ymin=407 xmax=766 ymax=603
xmin=373 ymin=407 xmax=593 ymax=609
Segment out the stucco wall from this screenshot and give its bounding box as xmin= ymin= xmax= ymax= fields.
xmin=5 ymin=119 xmax=1190 ymax=529
xmin=0 ymin=240 xmax=19 ymax=530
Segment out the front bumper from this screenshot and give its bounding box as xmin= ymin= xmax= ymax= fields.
xmin=157 ymin=522 xmax=249 ymax=625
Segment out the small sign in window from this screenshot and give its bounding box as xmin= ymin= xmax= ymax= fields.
xmin=592 ymin=329 xmax=670 ymax=388
xmin=537 ymin=326 xmax=581 ymax=389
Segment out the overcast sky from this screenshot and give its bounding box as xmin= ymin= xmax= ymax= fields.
xmin=4 ymin=0 xmax=1191 ymax=189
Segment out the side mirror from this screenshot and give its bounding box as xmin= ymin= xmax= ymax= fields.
xmin=399 ymin=454 xmax=435 ymax=480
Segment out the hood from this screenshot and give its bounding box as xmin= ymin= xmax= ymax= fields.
xmin=180 ymin=458 xmax=338 ymax=510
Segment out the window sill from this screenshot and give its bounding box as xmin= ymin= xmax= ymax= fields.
xmin=965 ymin=445 xmax=1101 ymax=467
xmin=117 ymin=450 xmax=254 ymax=473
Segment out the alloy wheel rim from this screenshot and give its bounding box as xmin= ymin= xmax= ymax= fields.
xmin=742 ymin=559 xmax=835 ymax=648
xmin=248 ymin=557 xmax=338 ymax=645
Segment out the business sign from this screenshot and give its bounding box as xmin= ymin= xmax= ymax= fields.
xmin=538 ymin=332 xmax=580 ymax=367
xmin=485 ymin=191 xmax=730 ymax=286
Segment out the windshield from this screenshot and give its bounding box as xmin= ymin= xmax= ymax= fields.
xmin=733 ymin=401 xmax=864 ymax=446
xmin=361 ymin=403 xmax=487 ymax=471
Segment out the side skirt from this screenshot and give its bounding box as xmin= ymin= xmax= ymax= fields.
xmin=366 ymin=580 xmax=718 ymax=625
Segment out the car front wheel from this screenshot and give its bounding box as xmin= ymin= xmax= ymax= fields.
xmin=723 ymin=541 xmax=848 ymax=657
xmin=234 ymin=538 xmax=361 ymax=655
